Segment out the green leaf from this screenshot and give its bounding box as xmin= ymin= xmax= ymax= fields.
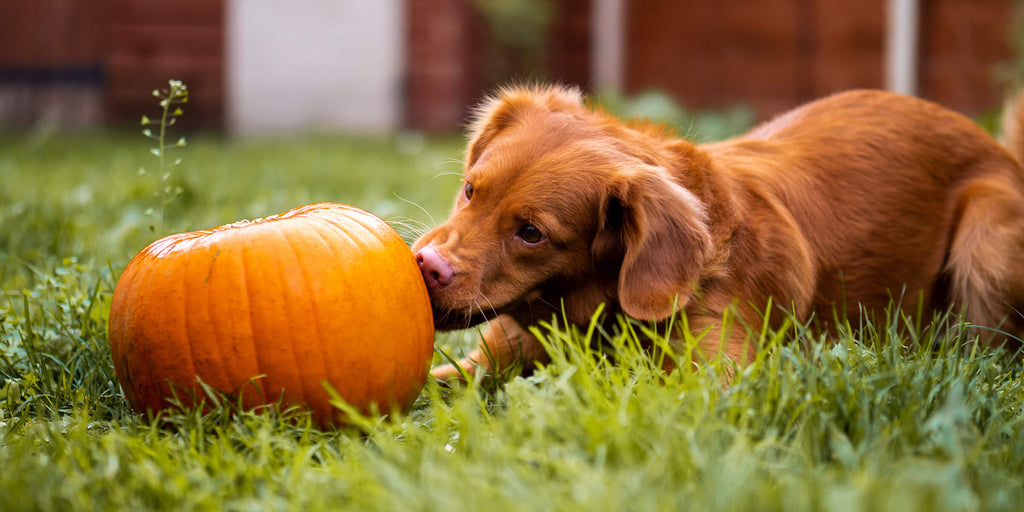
xmin=140 ymin=115 xmax=151 ymax=125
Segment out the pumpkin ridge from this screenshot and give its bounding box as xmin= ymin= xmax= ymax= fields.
xmin=183 ymin=237 xmax=232 ymax=402
xmin=217 ymin=239 xmax=263 ymax=405
xmin=198 ymin=239 xmax=232 ymax=397
xmin=314 ymin=213 xmax=380 ymax=406
xmin=136 ymin=254 xmax=169 ymax=412
xmin=267 ymin=221 xmax=315 ymax=409
xmin=314 ymin=212 xmax=374 ymax=250
xmin=276 ymin=219 xmax=334 ymax=418
xmin=296 ymin=216 xmax=349 ymax=401
xmin=178 ymin=237 xmax=205 ymax=408
xmin=238 ymin=233 xmax=268 ymax=404
xmin=334 ymin=212 xmax=428 ymax=407
xmin=113 ymin=257 xmax=147 ymax=410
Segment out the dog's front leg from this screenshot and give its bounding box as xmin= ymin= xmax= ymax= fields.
xmin=430 ymin=315 xmax=548 ymax=380
xmin=674 ymin=313 xmax=759 ymax=382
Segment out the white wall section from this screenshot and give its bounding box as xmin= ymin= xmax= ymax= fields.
xmin=228 ymin=0 xmax=403 ymax=135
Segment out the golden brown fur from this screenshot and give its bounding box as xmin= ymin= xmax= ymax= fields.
xmin=413 ymin=84 xmax=1024 ymax=379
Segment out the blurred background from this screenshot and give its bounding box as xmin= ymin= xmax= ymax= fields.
xmin=2 ymin=0 xmax=1023 ymax=136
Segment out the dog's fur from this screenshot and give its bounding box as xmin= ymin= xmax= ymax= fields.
xmin=413 ymin=85 xmax=1024 ymax=379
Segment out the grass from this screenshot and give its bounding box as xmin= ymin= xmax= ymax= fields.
xmin=2 ymin=121 xmax=1024 ymax=511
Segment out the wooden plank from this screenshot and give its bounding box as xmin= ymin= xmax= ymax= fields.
xmin=624 ymin=0 xmax=1011 ymax=119
xmin=625 ymin=0 xmax=805 ymax=116
xmin=104 ymin=0 xmax=225 ymax=128
xmin=107 ymin=25 xmax=223 ymax=59
xmin=105 ymin=0 xmax=223 ymax=25
xmin=0 ymin=0 xmax=105 ymax=67
xmin=919 ymin=0 xmax=1014 ymax=114
xmin=810 ymin=0 xmax=886 ymax=96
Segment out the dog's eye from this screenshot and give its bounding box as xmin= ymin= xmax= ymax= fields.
xmin=517 ymin=223 xmax=545 ymax=244
xmin=464 ymin=182 xmax=474 ymax=201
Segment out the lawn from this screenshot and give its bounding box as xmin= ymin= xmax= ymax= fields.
xmin=2 ymin=118 xmax=1023 ymax=511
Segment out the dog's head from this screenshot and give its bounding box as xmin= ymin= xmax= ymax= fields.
xmin=413 ymin=85 xmax=713 ymax=330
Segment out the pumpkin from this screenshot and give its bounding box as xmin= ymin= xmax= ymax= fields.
xmin=108 ymin=203 xmax=434 ymax=426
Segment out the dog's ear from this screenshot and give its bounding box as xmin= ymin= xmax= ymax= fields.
xmin=466 ymin=85 xmax=585 ymax=167
xmin=595 ymin=165 xmax=712 ymax=321
xmin=466 ymin=95 xmax=517 ymax=168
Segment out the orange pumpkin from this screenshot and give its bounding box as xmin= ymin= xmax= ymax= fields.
xmin=108 ymin=203 xmax=434 ymax=426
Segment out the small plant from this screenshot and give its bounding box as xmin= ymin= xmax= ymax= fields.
xmin=139 ymin=79 xmax=189 ymax=234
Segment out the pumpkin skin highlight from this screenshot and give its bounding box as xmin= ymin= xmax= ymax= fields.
xmin=108 ymin=203 xmax=434 ymax=426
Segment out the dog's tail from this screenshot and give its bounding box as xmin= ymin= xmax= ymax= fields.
xmin=1002 ymin=87 xmax=1024 ymax=163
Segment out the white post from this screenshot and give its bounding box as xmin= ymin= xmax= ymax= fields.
xmin=886 ymin=0 xmax=920 ymax=96
xmin=592 ymin=0 xmax=625 ymax=91
xmin=226 ymin=0 xmax=404 ymax=135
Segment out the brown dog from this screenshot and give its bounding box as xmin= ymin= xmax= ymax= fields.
xmin=413 ymin=84 xmax=1024 ymax=379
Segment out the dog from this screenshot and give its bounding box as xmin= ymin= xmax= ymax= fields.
xmin=413 ymin=84 xmax=1024 ymax=379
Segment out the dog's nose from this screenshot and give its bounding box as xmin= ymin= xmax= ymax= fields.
xmin=415 ymin=246 xmax=454 ymax=289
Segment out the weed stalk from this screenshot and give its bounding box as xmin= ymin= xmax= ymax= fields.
xmin=140 ymin=79 xmax=189 ymax=234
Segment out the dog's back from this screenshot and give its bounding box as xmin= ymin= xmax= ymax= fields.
xmin=705 ymin=90 xmax=1024 ymax=342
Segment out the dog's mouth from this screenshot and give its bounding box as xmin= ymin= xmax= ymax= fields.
xmin=430 ymin=306 xmax=491 ymax=331
xmin=426 ymin=285 xmax=529 ymax=331
xmin=428 ymin=287 xmax=546 ymax=331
